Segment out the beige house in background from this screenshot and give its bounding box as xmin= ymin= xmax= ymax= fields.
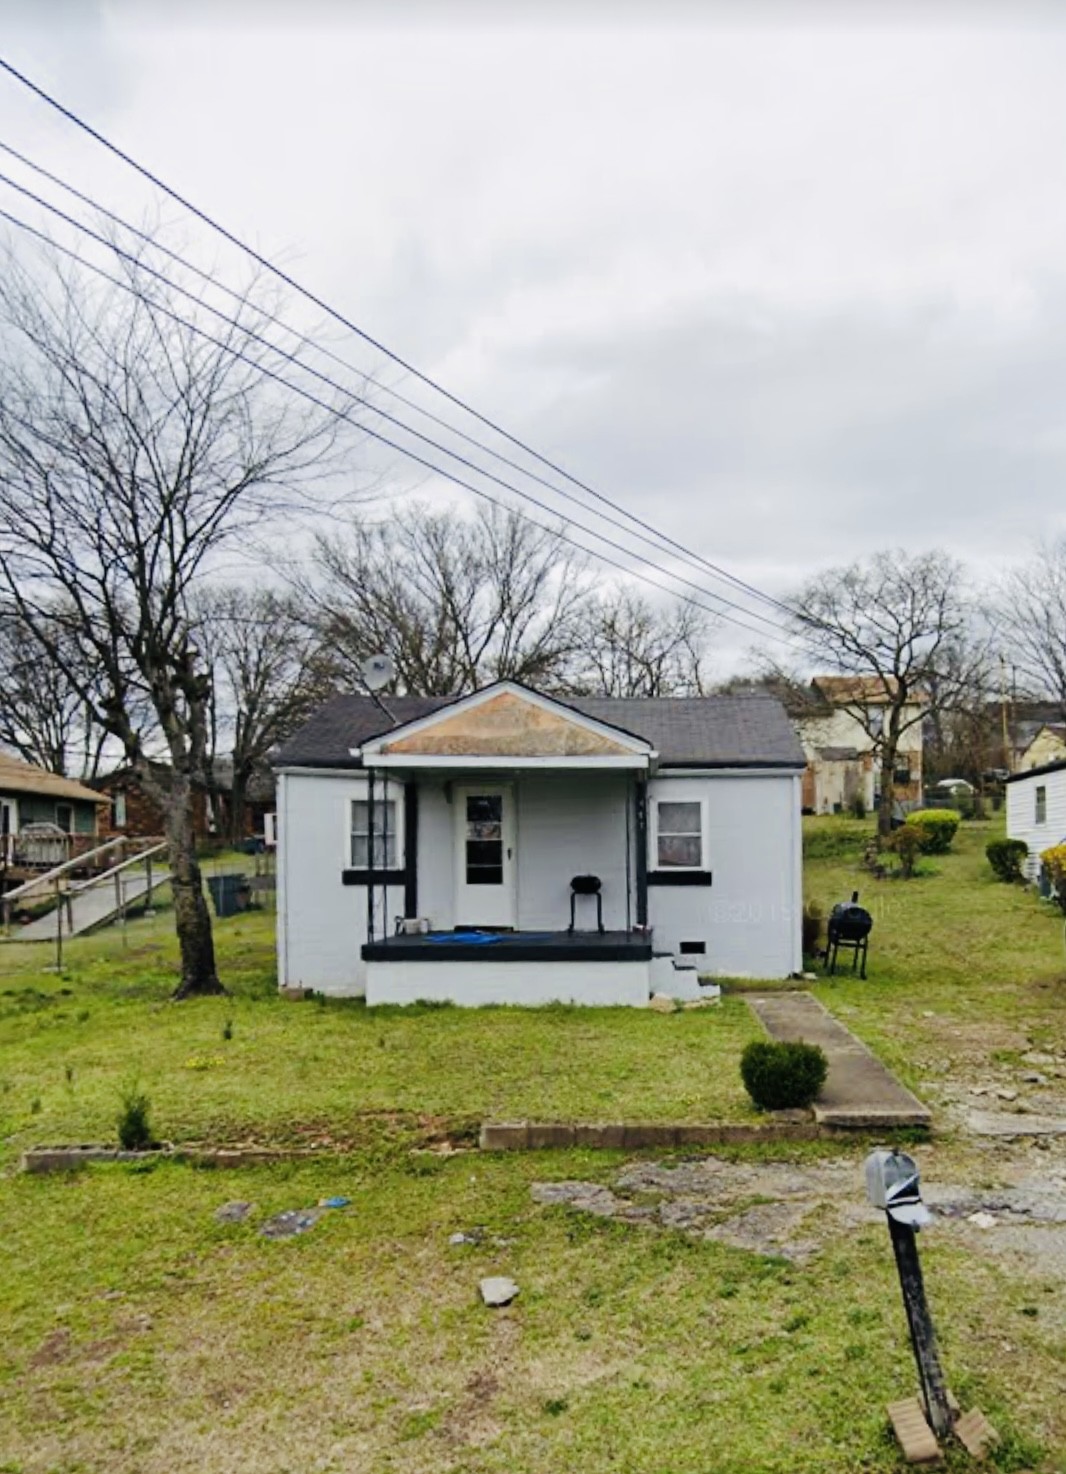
xmin=1017 ymin=724 xmax=1066 ymax=773
xmin=793 ymin=676 xmax=925 ymax=815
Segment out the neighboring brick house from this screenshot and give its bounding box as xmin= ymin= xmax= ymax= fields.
xmin=93 ymin=761 xmax=275 ymax=843
xmin=93 ymin=764 xmax=213 ymax=841
xmin=791 ymin=676 xmax=925 ymax=816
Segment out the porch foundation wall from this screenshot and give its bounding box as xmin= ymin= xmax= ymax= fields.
xmin=365 ymin=958 xmax=651 ymax=1008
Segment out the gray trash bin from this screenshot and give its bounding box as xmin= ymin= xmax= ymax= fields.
xmin=207 ymin=873 xmax=250 ymax=918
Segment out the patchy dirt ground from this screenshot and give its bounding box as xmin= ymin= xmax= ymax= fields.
xmin=532 ymin=1136 xmax=1066 ymax=1288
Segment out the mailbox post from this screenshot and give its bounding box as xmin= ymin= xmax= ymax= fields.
xmin=865 ymin=1148 xmax=953 ymax=1440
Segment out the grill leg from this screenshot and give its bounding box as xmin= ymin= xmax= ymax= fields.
xmin=596 ymin=891 xmax=604 ymax=935
xmin=860 ymin=937 xmax=868 ymax=980
xmin=568 ymin=891 xmax=576 ymax=934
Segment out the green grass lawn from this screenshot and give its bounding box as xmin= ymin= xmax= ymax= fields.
xmin=1 ymin=819 xmax=1064 ymax=1473
xmin=0 ymin=901 xmax=762 ymax=1158
xmin=801 ymin=816 xmax=1066 ymax=1099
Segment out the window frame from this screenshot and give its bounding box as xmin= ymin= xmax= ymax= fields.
xmin=349 ymin=792 xmax=403 ymax=871
xmin=1035 ymin=785 xmax=1048 ymax=825
xmin=651 ymin=795 xmax=706 ymax=872
xmin=113 ymin=792 xmax=127 ymax=829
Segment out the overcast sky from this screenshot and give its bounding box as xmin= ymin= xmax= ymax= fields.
xmin=1 ymin=1 xmax=1065 ymax=666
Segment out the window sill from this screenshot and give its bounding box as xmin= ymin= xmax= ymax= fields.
xmin=647 ymin=870 xmax=714 ymax=886
xmin=342 ymin=869 xmax=406 ymax=886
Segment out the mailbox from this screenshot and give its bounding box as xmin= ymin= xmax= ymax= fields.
xmin=865 ymin=1148 xmax=932 ymax=1229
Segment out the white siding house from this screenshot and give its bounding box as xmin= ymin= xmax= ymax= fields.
xmin=1006 ymin=758 xmax=1066 ymax=881
xmin=274 ymin=682 xmax=804 ymax=1006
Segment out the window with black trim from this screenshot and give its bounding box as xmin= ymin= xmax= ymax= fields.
xmin=655 ymin=800 xmax=703 ymax=869
xmin=1036 ymin=785 xmax=1047 ymax=824
xmin=351 ymin=798 xmax=398 ymax=868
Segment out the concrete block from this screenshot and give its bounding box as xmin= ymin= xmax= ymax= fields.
xmin=479 ymin=1122 xmax=529 ymax=1151
xmin=955 ymin=1408 xmax=999 ymax=1460
xmin=623 ymin=1123 xmax=677 ymax=1150
xmin=887 ymin=1398 xmax=942 ymax=1464
xmin=527 ymin=1123 xmax=576 ymax=1150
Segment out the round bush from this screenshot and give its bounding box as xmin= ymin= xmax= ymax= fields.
xmin=986 ymin=838 xmax=1028 ymax=883
xmin=740 ymin=1039 xmax=828 ymax=1111
xmin=904 ymin=808 xmax=961 ymax=854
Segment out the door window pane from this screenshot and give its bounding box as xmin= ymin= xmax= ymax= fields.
xmin=656 ymin=800 xmax=703 ymax=868
xmin=466 ymin=794 xmax=503 ymax=884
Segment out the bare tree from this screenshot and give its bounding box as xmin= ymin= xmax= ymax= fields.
xmin=570 ymin=588 xmax=713 ymax=696
xmin=998 ymin=538 xmax=1066 ymax=722
xmin=789 ymin=549 xmax=979 ymax=839
xmin=195 ymin=585 xmax=332 ymax=843
xmin=0 ymin=604 xmax=110 ymax=776
xmin=0 ymin=237 xmax=343 ymax=996
xmin=306 ymin=502 xmax=592 ymax=695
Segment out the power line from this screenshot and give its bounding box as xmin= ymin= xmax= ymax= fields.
xmin=0 ymin=165 xmax=795 ymax=644
xmin=0 ymin=199 xmax=805 ymax=653
xmin=0 ymin=53 xmax=807 ymax=630
xmin=0 ymin=137 xmax=790 ymax=636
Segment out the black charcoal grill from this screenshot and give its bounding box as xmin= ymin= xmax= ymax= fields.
xmin=826 ymin=890 xmax=873 ymax=978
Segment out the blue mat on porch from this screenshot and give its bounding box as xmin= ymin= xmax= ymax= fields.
xmin=428 ymin=931 xmax=501 ymax=945
xmin=426 ymin=931 xmax=556 ymax=945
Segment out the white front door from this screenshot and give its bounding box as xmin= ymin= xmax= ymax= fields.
xmin=454 ymin=785 xmax=516 ymax=929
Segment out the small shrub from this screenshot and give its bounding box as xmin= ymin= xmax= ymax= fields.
xmin=117 ymin=1083 xmax=156 ymax=1150
xmin=802 ymin=901 xmax=824 ymax=958
xmin=888 ymin=823 xmax=927 ymax=878
xmin=904 ymin=809 xmax=961 ymax=854
xmin=740 ymin=1040 xmax=828 ymax=1110
xmin=848 ymin=792 xmax=867 ymax=820
xmin=222 ymin=1017 xmax=234 ymax=1041
xmin=1041 ymin=844 xmax=1066 ymax=912
xmin=986 ymin=838 xmax=1028 ymax=884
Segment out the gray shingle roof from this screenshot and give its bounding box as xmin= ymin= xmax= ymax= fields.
xmin=274 ymin=688 xmax=804 ymax=770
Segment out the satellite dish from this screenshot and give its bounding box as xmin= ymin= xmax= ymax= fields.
xmin=361 ymin=653 xmax=395 ymax=692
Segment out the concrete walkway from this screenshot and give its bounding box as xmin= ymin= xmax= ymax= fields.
xmin=746 ymin=992 xmax=931 ymax=1129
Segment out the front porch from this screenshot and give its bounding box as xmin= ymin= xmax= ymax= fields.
xmin=363 ymin=927 xmax=654 ymax=1007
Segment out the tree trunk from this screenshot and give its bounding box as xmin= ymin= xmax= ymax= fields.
xmin=877 ymin=746 xmax=896 ymax=842
xmin=165 ymin=778 xmax=224 ymax=998
xmin=228 ymin=771 xmax=248 ymax=848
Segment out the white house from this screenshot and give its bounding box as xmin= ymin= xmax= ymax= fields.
xmin=273 ymin=681 xmax=805 ymax=1006
xmin=1006 ymin=757 xmax=1066 ymax=881
xmin=794 ymin=676 xmax=925 ymax=816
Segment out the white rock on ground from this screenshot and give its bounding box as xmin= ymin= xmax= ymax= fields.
xmin=479 ymin=1276 xmax=519 ymax=1307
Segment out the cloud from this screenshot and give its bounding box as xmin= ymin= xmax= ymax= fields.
xmin=1 ymin=0 xmax=1065 ymax=664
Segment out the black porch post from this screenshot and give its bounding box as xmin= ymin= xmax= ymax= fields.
xmin=404 ymin=782 xmax=419 ymax=920
xmin=635 ymin=778 xmax=648 ymax=928
xmin=366 ymin=766 xmax=375 ymax=944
